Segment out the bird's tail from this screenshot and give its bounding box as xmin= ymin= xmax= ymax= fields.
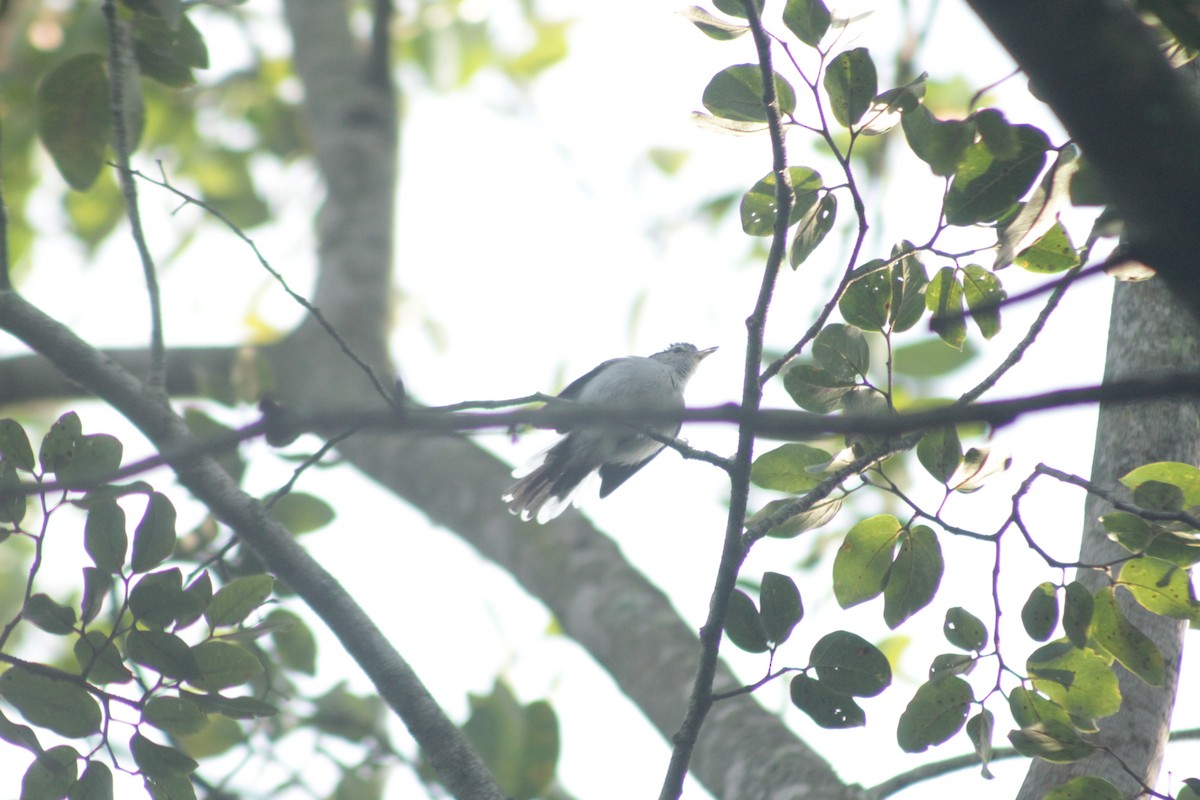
xmin=503 ymin=441 xmax=592 ymax=523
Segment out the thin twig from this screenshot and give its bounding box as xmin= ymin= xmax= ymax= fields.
xmin=102 ymin=1 xmax=166 ymax=391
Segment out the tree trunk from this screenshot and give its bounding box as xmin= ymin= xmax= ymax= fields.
xmin=1018 ymin=277 xmax=1196 ymax=798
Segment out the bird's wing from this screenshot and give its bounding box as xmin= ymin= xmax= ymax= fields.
xmin=596 ymin=421 xmax=681 ymax=498
xmin=557 ymin=358 xmax=621 ymax=401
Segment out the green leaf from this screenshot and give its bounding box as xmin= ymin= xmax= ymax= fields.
xmin=892 ymin=338 xmax=977 ymax=378
xmin=713 ymin=0 xmax=763 ymax=18
xmin=0 ymin=707 xmax=43 ymax=754
xmin=1120 ymin=461 xmax=1200 ymax=506
xmin=680 ymin=6 xmax=749 ymax=41
xmin=1091 ymin=586 xmax=1164 ymax=686
xmin=839 ymin=260 xmax=892 ymax=332
xmin=961 ymin=265 xmax=1004 ymax=339
xmin=945 ymin=125 xmax=1050 ymax=226
xmin=809 ymin=630 xmax=892 ymax=697
xmin=1044 ymin=776 xmax=1125 ymax=800
xmin=24 ymin=593 xmax=77 ymax=635
xmin=925 ymin=266 xmax=966 ymax=349
xmin=889 ymin=242 xmax=930 ymax=332
xmin=1012 ymin=220 xmax=1080 ymax=273
xmin=129 ymin=568 xmax=187 ymax=629
xmin=0 ymin=418 xmax=36 ymax=471
xmin=1118 ymin=557 xmax=1200 ymax=622
xmin=0 ymin=460 xmax=23 ymax=524
xmin=760 ymin=572 xmax=804 ymax=644
xmin=739 ymin=167 xmax=822 ymax=236
xmin=37 ymin=54 xmax=111 ymax=190
xmin=703 ymin=64 xmax=796 ymax=123
xmin=723 ymin=590 xmax=769 ymax=653
xmin=1027 ymin=641 xmax=1121 ymax=719
xmin=1101 ymin=511 xmax=1155 ymax=554
xmin=948 ymin=446 xmax=1011 ymax=493
xmin=205 ymin=574 xmax=274 ymax=629
xmin=749 ymin=496 xmax=844 ymax=539
xmin=750 ymin=443 xmax=832 ymax=492
xmin=823 ymin=47 xmax=877 ymax=127
xmin=1133 ymin=480 xmax=1185 ymax=512
xmin=175 ymin=716 xmax=244 ymax=759
xmin=133 ymin=14 xmax=208 ymax=87
xmin=782 ymin=362 xmax=856 ymax=413
xmin=1021 ymin=582 xmax=1060 ymax=642
xmin=188 ymin=692 xmax=277 ymax=720
xmin=833 ymin=514 xmax=901 ymax=609
xmin=40 ymin=412 xmax=83 ymax=474
xmin=266 ymin=609 xmax=318 ymax=675
xmin=84 ymin=499 xmax=127 ymax=574
xmin=74 ymin=631 xmax=133 ymax=685
xmin=917 ymin=427 xmax=963 ymax=484
xmin=131 ymin=493 xmax=177 ymax=573
xmin=789 ymin=193 xmax=837 ymax=267
xmin=995 ymin=145 xmax=1080 ymax=267
xmin=69 ymin=760 xmax=114 ymax=800
xmin=783 ymin=0 xmax=831 ymax=46
xmin=127 ymin=630 xmax=201 ymax=682
xmin=22 ymin=745 xmax=79 ymax=800
xmin=974 ymin=108 xmax=1019 ymax=158
xmin=268 ymin=492 xmax=335 ymax=536
xmin=1008 ymin=719 xmax=1096 ymax=763
xmin=143 ymin=696 xmax=209 ymax=737
xmin=177 ymin=572 xmax=213 ymax=628
xmin=896 ymin=676 xmax=972 ymax=752
xmin=789 ymin=674 xmax=864 ymax=728
xmin=130 ymin=731 xmax=199 ymax=779
xmin=883 ymin=525 xmax=943 ymax=629
xmin=56 ymin=434 xmax=123 ymax=490
xmin=928 ymin=652 xmax=975 ymax=683
xmin=1008 ymin=685 xmax=1073 ymax=729
xmin=186 ymin=641 xmax=263 ymax=692
xmin=1062 ymin=581 xmax=1094 ymax=648
xmin=0 ymin=666 xmax=102 ymax=738
xmin=966 ymin=709 xmax=994 ymax=777
xmin=901 ymin=104 xmax=973 ymax=177
xmin=813 ymin=323 xmax=869 ymax=381
xmin=943 ymin=607 xmax=988 ymax=651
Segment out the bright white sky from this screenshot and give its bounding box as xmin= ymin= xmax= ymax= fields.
xmin=4 ymin=0 xmax=1198 ymax=799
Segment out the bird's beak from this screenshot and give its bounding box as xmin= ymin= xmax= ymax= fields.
xmin=697 ymin=346 xmax=718 ymax=359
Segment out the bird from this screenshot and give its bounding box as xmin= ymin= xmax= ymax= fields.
xmin=504 ymin=342 xmax=717 ymax=523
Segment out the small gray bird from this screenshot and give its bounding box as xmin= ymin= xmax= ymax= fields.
xmin=504 ymin=342 xmax=717 ymax=523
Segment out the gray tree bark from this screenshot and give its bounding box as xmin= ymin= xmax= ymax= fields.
xmin=1017 ymin=278 xmax=1196 ymax=799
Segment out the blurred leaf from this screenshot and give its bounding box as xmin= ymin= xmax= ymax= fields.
xmin=1008 ymin=719 xmax=1096 ymax=763
xmin=144 ymin=695 xmax=208 ymax=737
xmin=206 ymin=574 xmax=274 ymax=629
xmin=187 ymin=641 xmax=263 ymax=692
xmin=268 ymin=492 xmax=335 ymax=535
xmin=131 ymin=493 xmax=177 ymax=573
xmin=37 ymin=54 xmax=111 ymax=190
xmin=0 ymin=666 xmax=102 ymax=738
xmin=267 ymin=609 xmax=318 ymax=675
xmin=1044 ymin=776 xmax=1124 ymax=800
xmin=949 ymin=447 xmax=1012 ymax=492
xmin=892 ymin=338 xmax=978 ymax=378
